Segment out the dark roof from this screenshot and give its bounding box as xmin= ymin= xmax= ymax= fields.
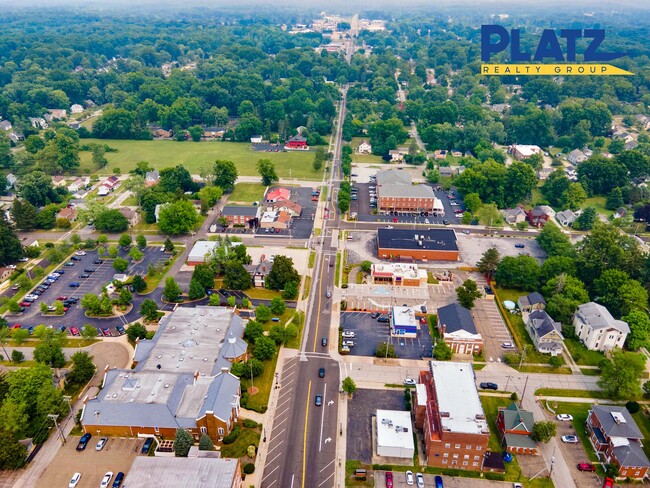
xmin=437 ymin=303 xmax=477 ymax=334
xmin=527 ymin=310 xmax=562 ymax=339
xmin=500 ymin=403 xmax=534 ymax=432
xmin=377 ymin=228 xmax=458 ymax=252
xmin=482 ymin=451 xmax=505 ymax=472
xmin=221 ymin=205 xmax=259 ymax=217
xmin=526 ymin=292 xmax=545 ymax=305
xmin=592 ymin=405 xmax=643 ymax=439
xmin=613 ymin=442 xmax=650 ymax=468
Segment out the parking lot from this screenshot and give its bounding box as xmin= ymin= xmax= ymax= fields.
xmin=472 ymin=298 xmax=517 ymax=362
xmin=374 ymin=470 xmax=516 ymax=488
xmin=36 ymin=435 xmax=141 ymax=488
xmin=340 ymin=311 xmax=433 ymax=360
xmin=456 ymin=233 xmax=546 ymax=267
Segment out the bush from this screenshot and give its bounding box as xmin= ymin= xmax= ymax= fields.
xmin=510 ymin=392 xmax=518 ymax=401
xmin=243 ymin=419 xmax=258 ymax=429
xmin=626 ymin=401 xmax=640 ymax=414
xmin=11 ymin=350 xmax=24 ymax=363
xmin=243 ymin=463 xmax=255 ymax=474
xmin=222 ymin=425 xmax=241 ymax=445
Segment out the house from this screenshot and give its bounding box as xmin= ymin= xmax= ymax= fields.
xmin=29 ymin=117 xmax=48 ymax=130
xmin=0 ymin=120 xmax=12 ymax=131
xmin=9 ymin=132 xmax=24 ymax=143
xmin=56 ymin=207 xmax=77 ymax=222
xmin=496 ymin=403 xmax=538 ymax=455
xmin=376 ymin=228 xmax=459 ymax=262
xmin=250 ymin=135 xmax=263 ymax=143
xmin=587 ymin=405 xmax=650 ymax=479
xmin=47 ymin=109 xmax=67 ymax=120
xmin=437 ymin=303 xmax=483 ymax=355
xmin=413 ymin=361 xmax=490 ymax=470
xmin=265 ymin=187 xmax=290 ymax=203
xmin=67 ymin=122 xmax=80 ymax=130
xmin=615 ymin=207 xmax=628 ymax=219
xmin=573 ymin=302 xmax=629 ymax=352
xmin=358 ymin=140 xmax=372 ymax=154
xmin=5 ymin=173 xmax=17 ymax=190
xmin=501 ymin=206 xmax=527 ymax=225
xmin=490 ymin=103 xmax=511 ymax=114
xmin=525 ymin=310 xmax=563 ymax=355
xmin=433 ymin=150 xmax=448 ymax=160
xmin=67 ymin=177 xmax=89 ymax=194
xmin=564 ymin=165 xmax=578 ymax=182
xmin=259 ymin=210 xmax=291 ymax=230
xmin=376 ymin=410 xmax=415 ymax=459
xmin=103 ymin=175 xmax=121 ymax=189
xmin=244 ymin=259 xmax=273 ymax=288
xmin=284 ymin=135 xmax=308 ymax=150
xmin=626 ymin=140 xmax=639 ymax=150
xmin=153 ymin=128 xmax=172 ymax=139
xmin=81 ymin=307 xmax=245 ymax=442
xmin=126 ymin=457 xmax=242 ymax=488
xmin=537 ymin=167 xmax=554 ymax=180
xmin=388 ymin=149 xmax=404 ymax=162
xmin=0 ymin=267 xmax=14 ymax=282
xmin=145 ymin=170 xmax=159 ymax=187
xmin=220 ymin=205 xmax=260 ymax=227
xmin=509 ymin=144 xmax=542 ymax=160
xmin=118 ymin=207 xmax=140 ymax=226
xmin=370 ymin=263 xmax=428 ymax=287
xmin=203 ymin=127 xmax=225 ymax=139
xmin=526 ymin=206 xmax=553 ymax=227
xmin=50 ymin=175 xmax=66 ymax=187
xmin=556 ymin=210 xmax=577 ymax=227
xmin=266 ymin=200 xmax=302 ymax=217
xmin=97 ymin=186 xmax=110 ymax=197
xmin=70 ymin=104 xmax=84 ymax=114
xmin=568 ymin=149 xmax=588 ymax=165
xmin=517 ymin=292 xmax=546 ymax=313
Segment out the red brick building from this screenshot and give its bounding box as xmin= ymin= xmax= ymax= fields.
xmin=414 ymin=362 xmax=490 ymax=470
xmin=376 ymin=169 xmax=444 ymax=215
xmin=377 ymin=228 xmax=459 ymax=262
xmin=221 ymin=205 xmax=259 ymax=226
xmin=496 ymin=403 xmax=539 ymax=455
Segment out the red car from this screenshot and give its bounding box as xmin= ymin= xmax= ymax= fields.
xmin=69 ymin=326 xmax=80 ymax=336
xmin=577 ymin=463 xmax=595 ymax=472
xmin=385 ymin=471 xmax=393 ymax=488
xmin=101 ymin=328 xmax=111 ymax=337
xmin=56 ymin=296 xmax=68 ymax=301
xmin=393 ymin=217 xmax=398 ymax=223
xmin=603 ymin=478 xmax=614 ymax=488
xmin=19 ymin=301 xmax=31 ymax=307
xmin=419 ymin=317 xmax=427 ymax=324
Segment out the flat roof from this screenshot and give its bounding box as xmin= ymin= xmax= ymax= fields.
xmin=430 ymin=361 xmax=488 ymax=435
xmin=377 ymin=228 xmax=458 ymax=252
xmin=376 ymin=409 xmax=414 ymax=450
xmin=188 ymin=240 xmax=242 ymax=262
xmin=126 ymin=456 xmax=239 ymax=488
xmin=391 ymin=306 xmax=418 ymax=327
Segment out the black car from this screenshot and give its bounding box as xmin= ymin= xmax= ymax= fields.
xmin=318 ymin=368 xmax=325 ymax=378
xmin=94 ymin=259 xmax=103 ymax=265
xmin=84 ymin=268 xmax=96 ymax=273
xmin=141 ymin=437 xmax=153 ymax=454
xmin=370 ymin=311 xmax=380 ymax=319
xmin=321 ymin=337 xmax=328 ymax=347
xmin=314 ymin=394 xmax=323 ymax=406
xmin=116 ymin=325 xmax=126 ymax=335
xmin=79 ymin=274 xmax=90 ymax=279
xmin=377 ymin=314 xmax=390 ymax=323
xmin=479 ymin=382 xmax=499 ymax=390
xmin=71 ymin=256 xmax=81 ymax=261
xmin=76 ymin=433 xmax=92 ymax=451
xmin=68 ymin=297 xmax=79 ymax=303
xmin=56 ymin=269 xmax=65 ymax=274
xmin=112 ymin=472 xmax=125 ymax=488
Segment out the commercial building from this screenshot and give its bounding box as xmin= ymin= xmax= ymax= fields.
xmin=81 ymin=307 xmax=245 ymax=442
xmin=186 ymin=240 xmax=242 ymax=266
xmin=376 ymin=170 xmax=443 ymax=215
xmin=414 ymin=361 xmax=490 ymax=470
xmin=220 ymin=205 xmax=260 ymax=227
xmin=390 ymin=306 xmax=419 ymax=338
xmin=376 ymin=410 xmax=415 ymax=459
xmin=437 ymin=303 xmax=483 ymax=355
xmin=509 ymin=144 xmax=542 ymax=160
xmin=573 ymin=302 xmax=629 ymax=352
xmin=259 ymin=210 xmax=291 ymax=230
xmin=126 ymin=456 xmax=242 ymax=488
xmin=376 ymin=228 xmax=459 ymax=262
xmin=370 ymin=263 xmax=428 ymax=287
xmin=265 ymin=187 xmax=290 ymax=203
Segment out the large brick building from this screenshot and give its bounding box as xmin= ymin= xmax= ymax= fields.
xmin=414 ymin=362 xmax=490 ymax=470
xmin=376 ymin=170 xmax=444 ymax=215
xmin=220 ymin=205 xmax=259 ymax=227
xmin=376 ymin=228 xmax=459 ymax=262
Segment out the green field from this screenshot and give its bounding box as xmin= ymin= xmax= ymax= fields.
xmin=79 ymin=139 xmax=321 ymax=179
xmin=349 ymin=137 xmax=385 ymax=164
xmin=228 ymin=182 xmax=267 ymax=204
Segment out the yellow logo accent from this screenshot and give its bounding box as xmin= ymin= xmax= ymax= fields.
xmin=481 ymin=64 xmax=633 ymax=76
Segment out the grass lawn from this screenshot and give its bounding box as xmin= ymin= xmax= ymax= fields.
xmin=565 ymin=338 xmax=604 ymax=366
xmin=245 ymin=287 xmax=283 ymax=300
xmin=582 ymin=196 xmax=613 ymax=218
xmin=228 ymin=183 xmax=267 ymax=204
xmin=632 ymin=408 xmax=650 ymax=460
xmin=535 ymin=387 xmax=608 ymax=399
xmin=219 ymin=422 xmax=261 ymax=458
xmin=308 ymin=252 xmax=315 ymax=269
xmin=241 ymin=349 xmax=279 ymax=412
xmin=542 ymin=401 xmax=602 ymax=465
xmin=79 ymin=139 xmax=321 ymax=179
xmin=121 ymin=194 xmax=138 ymax=206
xmin=301 ymin=276 xmax=311 ymax=301
xmin=334 ymin=251 xmax=342 ymax=286
xmin=141 ymin=250 xmax=182 ymax=294
xmin=285 ymin=311 xmax=305 ymax=349
xmin=349 ymin=138 xmax=385 ymax=164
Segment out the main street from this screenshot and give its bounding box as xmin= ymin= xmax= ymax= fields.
xmin=261 ymin=88 xmax=347 ymax=488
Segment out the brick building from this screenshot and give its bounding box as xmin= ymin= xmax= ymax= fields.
xmin=221 ymin=205 xmax=260 ymax=227
xmin=284 ymin=135 xmax=308 ymax=149
xmin=414 ymin=362 xmax=490 ymax=470
xmin=376 ymin=228 xmax=459 ymax=262
xmin=436 ymin=303 xmax=483 ymax=355
xmin=370 ymin=263 xmax=428 ymax=287
xmin=496 ymin=403 xmax=539 ymax=455
xmin=376 ymin=170 xmax=443 ymax=215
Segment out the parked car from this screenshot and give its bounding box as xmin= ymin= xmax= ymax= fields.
xmin=69 ymin=282 xmax=80 ymax=287
xmin=318 ymin=368 xmax=325 ymax=378
xmin=141 ymin=438 xmax=153 ymax=454
xmin=94 ymin=259 xmax=104 ymax=264
xmin=75 ymin=251 xmax=86 ymax=256
xmin=100 ymin=472 xmax=113 ymax=488
xmin=342 ymin=331 xmax=355 ymax=338
xmin=577 ymin=463 xmax=595 ymax=472
xmin=435 ymin=475 xmax=444 ymax=488
xmin=370 ymin=312 xmax=380 ymax=319
xmin=64 ymin=261 xmax=75 ymax=266
xmin=112 ymin=472 xmax=124 ymax=488
xmin=556 ymin=414 xmax=573 ymax=421
xmin=71 ymin=256 xmax=81 ymax=261
xmin=101 ymin=328 xmax=111 ymax=337
xmin=79 ymin=274 xmax=90 ymax=279
xmin=443 ymin=220 xmax=450 ymax=225
xmin=416 ymin=473 xmax=424 ymax=488
xmin=19 ymin=301 xmax=31 ymax=307
xmin=404 ymin=378 xmax=416 ymax=386
xmin=321 ymin=337 xmax=328 ymax=347
xmin=76 ymin=433 xmax=92 ymax=451
xmin=385 ymin=471 xmax=393 ymax=488
xmin=406 ymin=470 xmax=414 ymax=486
xmin=377 ymin=315 xmax=390 ymax=323
xmin=68 ymin=472 xmax=82 ymax=488
xmin=561 ymin=435 xmax=579 ymax=443
xmin=116 ymin=325 xmax=126 ymax=335
xmin=315 ymin=394 xmax=323 ymax=406
xmin=603 ymin=479 xmax=614 ymax=488
xmin=342 ymin=340 xmax=354 ymax=347
xmin=59 ymin=325 xmax=67 ymax=333
xmin=56 ymin=269 xmax=65 ymax=274
xmin=501 ymin=342 xmax=515 ymax=349
xmin=96 ymin=437 xmax=107 ymax=451
xmin=56 ymin=296 xmax=68 ymax=301
xmin=479 ymin=382 xmax=498 ymax=390
xmin=69 ymin=326 xmax=80 ymax=336
xmin=84 ymin=268 xmax=96 ymax=273
xmin=515 ymin=243 xmax=525 ymax=248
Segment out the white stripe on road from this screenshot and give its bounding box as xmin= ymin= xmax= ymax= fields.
xmin=261 ymin=464 xmax=280 ymax=483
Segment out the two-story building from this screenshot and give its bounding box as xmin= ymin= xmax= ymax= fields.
xmin=370 ymin=263 xmax=428 ymax=287
xmin=221 ymin=205 xmax=260 ymax=227
xmin=437 ymin=303 xmax=483 ymax=355
xmin=573 ymin=302 xmax=629 ymax=352
xmin=376 ymin=170 xmax=443 ymax=216
xmin=525 ymin=310 xmax=563 ymax=356
xmin=587 ymin=405 xmax=650 ymax=479
xmin=517 ymin=292 xmax=546 ymax=313
xmin=496 ymin=403 xmax=539 ymax=455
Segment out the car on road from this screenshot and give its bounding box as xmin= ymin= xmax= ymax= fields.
xmin=501 ymin=342 xmax=515 ymax=349
xmin=76 ymin=433 xmax=92 ymax=451
xmin=325 ymin=291 xmax=331 ymax=298
xmin=112 ymin=472 xmax=124 ymax=488
xmin=603 ymin=479 xmax=614 ymax=488
xmin=321 ymin=337 xmax=327 ymax=347
xmin=100 ymin=472 xmax=113 ymax=488
xmin=385 ymin=471 xmax=393 ymax=488
xmin=68 ymin=472 xmax=81 ymax=488
xmin=318 ymin=368 xmax=325 ymax=378
xmin=342 ymin=331 xmax=355 ymax=338
xmin=69 ymin=282 xmax=80 ymax=287
xmin=416 ymin=473 xmax=424 ymax=488
xmin=96 ymin=437 xmax=108 ymax=451
xmin=479 ymin=382 xmax=498 ymax=390
xmin=462 ymin=229 xmax=470 ymax=234
xmin=315 ymin=394 xmax=323 ymax=406
xmin=404 ymin=378 xmax=416 ymax=386
xmin=79 ymin=274 xmax=90 ymax=278
xmin=405 ymin=470 xmax=414 ymax=485
xmin=435 ymin=475 xmax=444 ymax=488
xmin=577 ymin=463 xmax=595 ymax=472
xmin=561 ymin=435 xmax=579 ymax=443
xmin=370 ymin=312 xmax=380 ymax=319
xmin=515 ymin=243 xmax=525 ymax=248
xmin=556 ymin=414 xmax=573 ymax=421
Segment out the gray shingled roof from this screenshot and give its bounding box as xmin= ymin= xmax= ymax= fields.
xmin=376 ymin=169 xmax=412 ymax=186
xmin=379 ymin=183 xmax=435 ymax=199
xmin=437 ymin=303 xmax=477 ymax=335
xmin=198 ymin=372 xmax=240 ymax=422
xmin=528 ymin=310 xmax=562 ymax=339
xmin=613 ymin=442 xmax=650 ymax=468
xmin=221 ymin=205 xmax=259 ymax=217
xmin=592 ymin=405 xmax=643 ymax=439
xmin=575 ymin=302 xmax=630 ymax=333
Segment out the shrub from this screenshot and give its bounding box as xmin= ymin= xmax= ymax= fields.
xmin=222 ymin=425 xmax=241 ymax=445
xmin=11 ymin=350 xmax=25 ymax=363
xmin=243 ymin=463 xmax=255 ymax=474
xmin=510 ymin=392 xmax=518 ymax=401
xmin=626 ymin=401 xmax=640 ymax=414
xmin=243 ymin=419 xmax=258 ymax=429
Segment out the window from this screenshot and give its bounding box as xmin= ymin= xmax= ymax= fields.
xmin=199 ymin=426 xmax=207 ymax=434
xmin=474 ymin=455 xmax=480 ymax=460
xmin=466 ymin=445 xmax=471 ymax=449
xmin=154 ymin=427 xmax=159 ymax=433
xmin=451 ymin=461 xmax=457 ymax=466
xmin=464 ymin=455 xmax=470 ymax=459
xmin=476 ymin=446 xmax=482 ymax=451
xmin=609 ymin=334 xmax=615 ymax=339
xmin=455 ymin=444 xmax=461 ymax=449
xmin=636 ymin=471 xmax=641 ymax=476
xmin=442 ymin=459 xmax=448 ymax=465
xmin=218 ymin=427 xmax=224 ymax=436
xmin=443 ymin=453 xmax=448 ymax=458
xmin=463 ymin=461 xmax=468 ymax=466
xmin=453 ymin=454 xmax=459 ymax=459
xmin=473 ymin=462 xmax=479 ymax=467
xmin=444 ymin=443 xmax=451 ymax=448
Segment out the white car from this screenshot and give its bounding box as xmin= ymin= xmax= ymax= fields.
xmin=424 ymin=219 xmax=430 ymax=224
xmin=404 ymin=378 xmax=416 ymax=386
xmin=561 ymin=435 xmax=579 ymax=443
xmin=385 ymin=226 xmax=394 ymax=229
xmin=416 ymin=472 xmax=425 ymax=488
xmin=342 ymin=340 xmax=355 ymax=347
xmin=406 ymin=470 xmax=414 ymax=485
xmin=75 ymin=251 xmax=86 ymax=256
xmin=556 ymin=414 xmax=573 ymax=421
xmin=96 ymin=437 xmax=107 ymax=450
xmin=68 ymin=472 xmax=81 ymax=488
xmin=501 ymin=342 xmax=515 ymax=349
xmin=100 ymin=472 xmax=113 ymax=488
xmin=342 ymin=331 xmax=355 ymax=338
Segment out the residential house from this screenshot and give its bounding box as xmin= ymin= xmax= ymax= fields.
xmin=501 ymin=206 xmax=527 ymax=225
xmin=118 ymin=207 xmax=140 ymax=227
xmin=56 ymin=207 xmax=77 ymax=222
xmin=265 ymin=187 xmax=290 ymax=203
xmin=245 ymin=259 xmax=273 ymax=288
xmin=220 ymin=205 xmax=260 ymax=227
xmin=537 ymin=167 xmax=554 ymax=180
xmin=145 ymin=170 xmax=159 ymax=187
xmin=413 ymin=361 xmax=490 ymax=470
xmin=0 ymin=267 xmax=14 ymax=282
xmin=266 ymin=200 xmax=302 ymax=217
xmin=103 ymin=175 xmax=120 ymax=190
xmin=97 ymin=186 xmax=110 ymax=197
xmin=358 ymin=140 xmax=372 ymax=154
xmin=517 ymin=292 xmax=546 ymax=313
xmin=490 ymin=103 xmax=511 ymax=114
xmin=587 ymin=405 xmax=650 ymax=479
xmin=0 ymin=120 xmax=11 ymax=131
xmin=259 ymin=210 xmax=291 ymax=230
xmin=636 ymin=114 xmax=650 ymax=131
xmin=52 ymin=175 xmax=67 ymax=187
xmin=437 ymin=303 xmax=483 ymax=355
xmin=568 ymin=149 xmax=588 ymax=165
xmin=525 ymin=310 xmax=563 ymax=355
xmin=388 ymin=149 xmax=404 ymax=162
xmin=509 ymin=144 xmax=542 ymax=160
xmin=250 ymin=135 xmax=263 ymax=143
xmin=284 ymin=135 xmax=308 ymax=149
xmin=564 ymin=165 xmax=578 ymax=182
xmin=556 ymin=210 xmax=577 ymax=227
xmin=67 ymin=122 xmax=80 ymax=130
xmin=626 ymin=140 xmax=639 ymax=150
xmin=9 ymin=132 xmax=24 ymax=143
xmin=496 ymin=403 xmax=539 ymax=455
xmin=70 ymin=104 xmax=84 ymax=114
xmin=433 ymin=150 xmax=448 ymax=161
xmin=615 ymin=207 xmax=628 ymax=219
xmin=153 ymin=128 xmax=173 ymax=139
xmin=5 ymin=173 xmax=17 ymax=190
xmin=203 ymin=127 xmax=225 ymax=139
xmin=573 ymin=302 xmax=629 ymax=352
xmin=526 ymin=206 xmax=553 ymax=227
xmin=47 ymin=109 xmax=67 ymax=120
xmin=29 ymin=117 xmax=48 ymax=130
xmin=68 ymin=177 xmax=89 ymax=194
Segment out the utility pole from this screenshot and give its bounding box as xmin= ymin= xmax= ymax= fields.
xmin=63 ymin=395 xmax=73 ymax=414
xmin=519 ymin=375 xmax=530 ymax=408
xmin=48 ymin=414 xmax=65 ymax=445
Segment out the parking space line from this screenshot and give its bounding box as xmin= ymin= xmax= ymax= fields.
xmin=320 ymin=459 xmax=335 ymax=473
xmin=270 ymin=427 xmax=286 ymax=442
xmin=261 ymin=464 xmax=280 ymax=483
xmin=266 ymin=447 xmax=285 ymax=465
xmin=317 ymin=470 xmax=335 ymax=487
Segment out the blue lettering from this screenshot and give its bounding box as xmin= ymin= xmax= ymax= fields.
xmin=510 ymin=29 xmax=531 ymax=62
xmin=481 ymin=25 xmax=509 ymax=62
xmin=560 ymin=29 xmax=582 ymax=62
xmin=533 ymin=29 xmax=564 ymax=61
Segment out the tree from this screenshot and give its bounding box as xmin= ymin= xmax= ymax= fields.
xmin=11 ymin=350 xmax=24 ymax=364
xmin=118 ymin=287 xmax=132 ymax=306
xmin=540 ymin=256 xmax=577 ymax=283
xmin=623 ymin=311 xmax=650 ymax=351
xmin=537 ymin=224 xmax=574 ymax=257
xmin=213 ymin=160 xmax=238 ymax=191
xmin=189 ymin=125 xmax=204 ymax=142
xmin=163 ymin=277 xmax=182 ymax=302
xmin=456 ymin=279 xmax=482 ymax=309
xmin=34 ymin=338 xmax=65 ymax=368
xmin=164 ymin=237 xmax=175 ymax=252
xmin=270 ymin=297 xmax=286 ymax=315
xmin=495 ymin=256 xmax=541 ymax=291
xmin=0 ymin=217 xmax=23 ymax=266
xmin=192 ymin=264 xmax=215 ymax=290
xmin=0 ymin=430 xmax=27 ymax=469
xmin=11 ymin=200 xmax=38 ymax=231
xmin=606 ymin=187 xmax=624 ymax=211
xmin=244 ymin=320 xmax=264 ymax=342
xmin=198 ymin=186 xmax=223 ymax=212
xmin=17 ymin=171 xmax=60 ymax=207
xmin=129 ymin=247 xmax=143 ymax=262
xmin=255 ymin=304 xmax=271 ymax=323
xmin=132 ymin=274 xmax=146 ymax=293
xmin=257 ymin=159 xmax=278 ymax=186
xmin=543 ymin=274 xmax=589 ymax=323
xmin=158 ymin=200 xmax=199 ymax=235
xmin=174 ymin=428 xmax=193 ymax=457
xmin=188 ymin=278 xmax=206 ymax=300
xmin=282 ymin=281 xmax=298 ymax=300
xmin=126 ymin=322 xmax=147 ymax=342
xmin=136 ymin=234 xmax=147 ymax=249
xmin=342 ymin=376 xmax=357 ymax=396
xmin=198 ymin=434 xmax=214 ymax=451
xmin=139 ymin=299 xmax=159 ymax=322
xmin=531 ymin=421 xmax=557 ymax=443
xmin=113 ymin=257 xmax=129 ymax=273
xmin=65 ymin=351 xmax=96 ymax=389
xmin=434 ymin=340 xmax=453 ymax=360
xmin=253 ymin=335 xmax=276 ymax=361
xmin=11 ymin=328 xmax=29 ymax=345
xmin=223 ymin=260 xmax=251 ymax=290
xmin=476 ymin=204 xmax=503 ymax=227
xmin=266 ymin=256 xmax=300 ymax=291
xmin=477 ymin=248 xmax=500 ymax=279
xmin=80 ymin=324 xmax=98 ymax=343
xmin=94 ymin=209 xmax=129 ymax=233
xmin=118 ymin=234 xmax=132 ymax=248
xmin=593 ymin=269 xmax=648 ymax=318
xmin=463 ymin=193 xmax=482 ymax=214
xmin=360 ymin=261 xmax=372 ymax=273
xmin=159 ymin=165 xmax=198 ymax=193
xmin=598 ymin=349 xmax=646 ymax=400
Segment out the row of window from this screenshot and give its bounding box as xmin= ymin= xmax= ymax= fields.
xmin=444 ymin=443 xmax=482 ymax=450
xmin=442 ymin=453 xmax=481 ymax=460
xmin=441 ymin=460 xmax=479 ymax=467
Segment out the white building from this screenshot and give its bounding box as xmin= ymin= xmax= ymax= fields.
xmin=70 ymin=104 xmax=84 ymax=114
xmin=573 ymin=302 xmax=629 ymax=352
xmin=358 ymin=140 xmax=372 ymax=154
xmin=187 ymin=240 xmax=242 ymax=266
xmin=510 ymin=144 xmax=542 ymax=160
xmin=97 ymin=186 xmax=110 ymax=197
xmin=390 ymin=306 xmax=419 ymax=338
xmin=376 ymin=409 xmax=415 ymax=459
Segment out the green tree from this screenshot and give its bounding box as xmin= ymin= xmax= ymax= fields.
xmin=477 ymin=248 xmax=500 ymax=280
xmin=158 ymin=200 xmax=199 ymax=235
xmin=476 ymin=204 xmax=503 ymax=227
xmin=11 ymin=200 xmax=38 ymax=231
xmin=282 ymin=280 xmax=299 ymax=300
xmin=11 ymin=328 xmax=29 ymax=345
xmin=174 ymin=428 xmax=193 ymax=457
xmin=537 ymin=223 xmax=575 ymax=257
xmin=129 ymin=247 xmax=144 ymax=262
xmin=540 ymin=256 xmax=577 ymax=283
xmin=594 ymin=269 xmax=648 ymax=318
xmin=65 ymin=351 xmax=96 ymax=389
xmin=360 ymin=261 xmax=372 ymax=273
xmin=139 ymin=299 xmax=159 ymax=322
xmin=253 ymin=335 xmax=276 ymax=361
xmin=598 ymin=349 xmax=646 ymax=400
xmin=434 ymin=340 xmax=453 ymax=360
xmin=266 ymin=256 xmax=300 ymax=291
xmin=192 ymin=264 xmax=215 ymax=290
xmin=80 ymin=324 xmax=98 ymax=344
xmin=188 ymin=279 xmax=206 ymax=300
xmin=163 ymin=277 xmax=182 ymax=302
xmin=132 ymin=274 xmax=146 ymax=293
xmin=11 ymin=350 xmax=24 ymax=364
xmin=623 ymin=311 xmax=650 ymax=351
xmin=244 ymin=320 xmax=264 ymax=342
xmin=563 ymin=183 xmax=587 ymax=210
xmin=255 ymin=305 xmax=271 ymax=323
xmin=118 ymin=287 xmax=132 ymax=306
xmin=189 ymin=125 xmax=204 ymax=142
xmin=34 ymin=337 xmax=65 ymax=368
xmin=606 ymin=187 xmax=624 ymax=211
xmin=0 ymin=430 xmax=27 ymax=469
xmin=198 ymin=434 xmax=214 ymax=451
xmin=463 ymin=193 xmax=482 ymax=214
xmin=136 ymin=234 xmax=147 ymax=249
xmin=223 ymin=260 xmax=251 ymax=290
xmin=342 ymin=376 xmax=357 ymax=396
xmin=126 ymin=322 xmax=147 ymax=342
xmin=270 ymin=297 xmax=286 ymax=315
xmin=118 ymin=234 xmax=132 ymax=248
xmin=164 ymin=237 xmax=175 ymax=252
xmin=213 ymin=160 xmax=238 ymax=191
xmin=257 ymin=159 xmax=278 ymax=186
xmin=531 ymin=421 xmax=557 ymax=443
xmin=495 ymin=255 xmax=541 ymax=291
xmin=94 ymin=209 xmax=129 ymax=233
xmin=456 ymin=279 xmax=482 ymax=309
xmin=113 ymin=257 xmax=129 ymax=273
